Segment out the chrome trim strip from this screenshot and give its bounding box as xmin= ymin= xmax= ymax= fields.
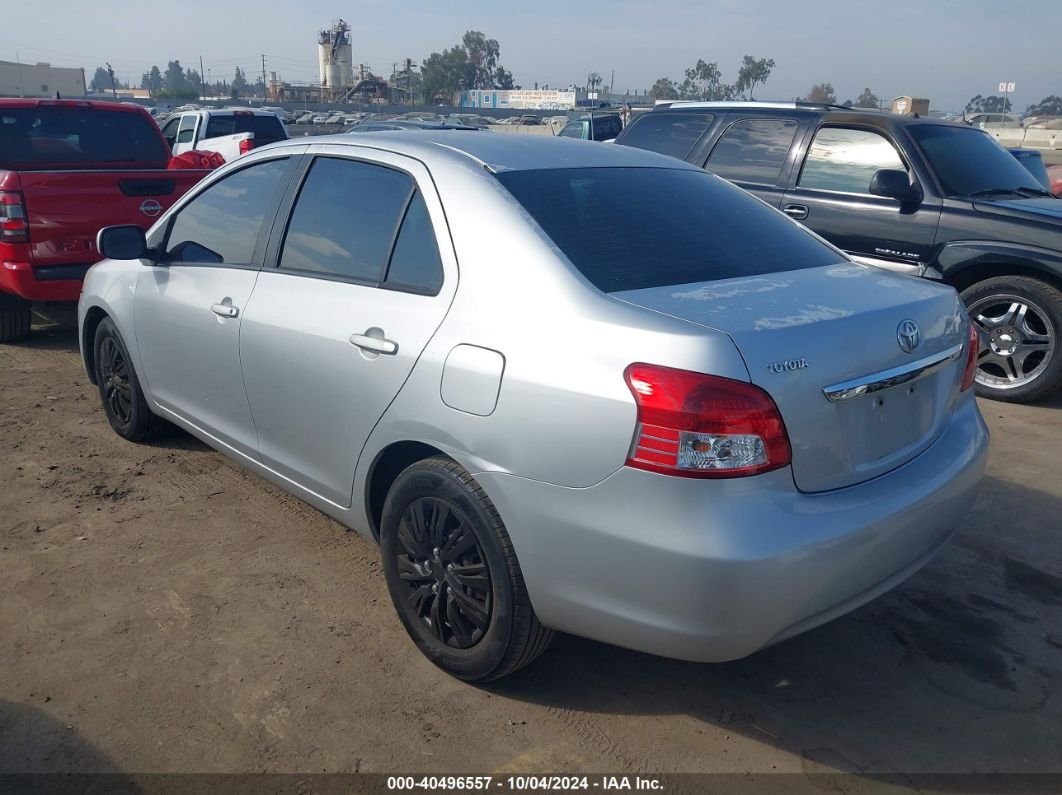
xmin=849 ymin=254 xmax=923 ymax=275
xmin=822 ymin=344 xmax=964 ymax=402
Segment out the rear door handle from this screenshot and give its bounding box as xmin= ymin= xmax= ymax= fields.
xmin=350 ymin=331 xmax=398 ymax=356
xmin=782 ymin=204 xmax=809 ymax=220
xmin=211 ymin=302 xmax=239 ymax=318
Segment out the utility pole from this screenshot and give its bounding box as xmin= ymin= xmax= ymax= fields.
xmin=106 ymin=62 xmax=118 ymax=100
xmin=261 ymin=54 xmax=267 ymax=102
xmin=15 ymin=52 xmax=24 ymax=98
xmin=406 ymin=58 xmax=416 ymax=105
xmin=199 ymin=55 xmax=205 ymax=100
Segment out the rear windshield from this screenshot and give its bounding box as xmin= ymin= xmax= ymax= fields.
xmin=495 ymin=167 xmax=843 ymax=292
xmin=204 ymin=113 xmax=286 ymax=144
xmin=0 ymin=106 xmax=168 ymax=168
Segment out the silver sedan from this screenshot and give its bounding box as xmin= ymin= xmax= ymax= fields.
xmin=79 ymin=132 xmax=989 ymax=681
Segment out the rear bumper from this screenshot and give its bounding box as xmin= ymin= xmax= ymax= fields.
xmin=475 ymin=395 xmax=989 ymax=663
xmin=1 ymin=261 xmax=87 ymax=302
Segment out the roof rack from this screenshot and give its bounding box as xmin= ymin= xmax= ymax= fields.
xmin=657 ymin=100 xmax=875 ymax=113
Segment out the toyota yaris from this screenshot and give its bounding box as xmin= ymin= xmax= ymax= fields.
xmin=79 ymin=132 xmax=988 ymax=681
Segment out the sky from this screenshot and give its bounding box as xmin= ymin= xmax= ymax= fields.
xmin=4 ymin=0 xmax=1061 ymax=111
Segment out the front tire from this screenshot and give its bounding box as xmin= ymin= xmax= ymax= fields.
xmin=93 ymin=317 xmax=165 ymax=442
xmin=962 ymin=275 xmax=1062 ymax=403
xmin=380 ymin=456 xmax=553 ymax=681
xmin=0 ymin=298 xmax=31 ymax=342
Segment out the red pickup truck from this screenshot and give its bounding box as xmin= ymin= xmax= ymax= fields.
xmin=0 ymin=99 xmax=214 ymax=341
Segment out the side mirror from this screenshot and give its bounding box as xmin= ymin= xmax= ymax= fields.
xmin=97 ymin=225 xmax=149 ymax=261
xmin=869 ymin=169 xmax=923 ymax=206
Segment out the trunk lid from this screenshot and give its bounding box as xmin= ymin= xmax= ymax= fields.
xmin=612 ymin=263 xmax=969 ymax=493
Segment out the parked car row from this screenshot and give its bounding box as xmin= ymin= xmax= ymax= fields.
xmin=5 ymin=101 xmax=1060 ymax=683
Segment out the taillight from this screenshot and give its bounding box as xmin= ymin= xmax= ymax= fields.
xmin=239 ymin=138 xmax=254 ymax=155
xmin=961 ymin=319 xmax=980 ymax=391
xmin=624 ymin=363 xmax=792 ymax=478
xmin=0 ymin=191 xmax=28 ymax=244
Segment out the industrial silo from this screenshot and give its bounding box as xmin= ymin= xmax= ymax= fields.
xmin=318 ymin=20 xmax=352 ymax=88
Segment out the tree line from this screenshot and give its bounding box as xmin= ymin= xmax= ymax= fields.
xmin=649 ymin=56 xmax=776 ymax=102
xmin=90 ymin=61 xmax=258 ymax=100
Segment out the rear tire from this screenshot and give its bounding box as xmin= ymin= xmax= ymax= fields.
xmin=961 ymin=276 xmax=1062 ymax=403
xmin=380 ymin=456 xmax=554 ymax=682
xmin=0 ymin=298 xmax=32 ymax=342
xmin=93 ymin=317 xmax=165 ymax=442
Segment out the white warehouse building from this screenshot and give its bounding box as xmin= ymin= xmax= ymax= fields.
xmin=0 ymin=59 xmax=87 ymax=98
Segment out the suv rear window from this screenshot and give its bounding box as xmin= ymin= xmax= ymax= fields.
xmin=496 ymin=167 xmax=843 ymax=293
xmin=204 ymin=113 xmax=286 ymax=145
xmin=0 ymin=106 xmax=168 ymax=168
xmin=617 ymin=112 xmax=715 ymax=160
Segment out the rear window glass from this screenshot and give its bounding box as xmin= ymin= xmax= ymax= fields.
xmin=204 ymin=113 xmax=286 ymax=144
xmin=0 ymin=106 xmax=168 ymax=168
xmin=706 ymin=118 xmax=798 ymax=186
xmin=496 ymin=167 xmax=843 ymax=293
xmin=617 ymin=112 xmax=714 ymax=160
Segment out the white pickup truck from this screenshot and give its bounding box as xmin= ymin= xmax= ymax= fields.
xmin=160 ymin=109 xmax=288 ymax=162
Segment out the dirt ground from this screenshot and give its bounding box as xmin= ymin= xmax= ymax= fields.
xmin=2 ymin=306 xmax=1061 ymax=778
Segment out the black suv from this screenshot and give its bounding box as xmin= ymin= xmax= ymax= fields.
xmin=615 ymin=102 xmax=1062 ymax=402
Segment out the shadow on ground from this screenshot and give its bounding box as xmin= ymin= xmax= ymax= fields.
xmin=0 ymin=699 xmax=138 ymax=786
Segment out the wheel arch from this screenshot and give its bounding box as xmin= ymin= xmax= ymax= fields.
xmin=364 ymin=440 xmax=455 ymax=542
xmin=81 ymin=304 xmax=111 ymax=384
xmin=936 ymin=241 xmax=1062 ymax=294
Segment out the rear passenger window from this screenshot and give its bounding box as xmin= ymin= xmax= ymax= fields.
xmin=618 ymin=112 xmax=714 ymax=160
xmin=280 ymin=157 xmax=413 ymax=282
xmin=165 ymin=157 xmax=290 ymax=265
xmin=798 ymin=127 xmax=906 ymax=194
xmin=705 ymin=118 xmax=798 ymax=186
xmin=385 ymin=192 xmax=444 ymax=294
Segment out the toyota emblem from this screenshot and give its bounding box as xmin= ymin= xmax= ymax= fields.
xmin=897 ymin=319 xmax=920 ymax=354
xmin=139 ymin=199 xmax=162 ymax=218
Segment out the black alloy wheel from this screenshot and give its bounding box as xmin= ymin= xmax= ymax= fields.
xmin=98 ymin=335 xmax=134 ymax=427
xmin=380 ymin=456 xmax=553 ymax=681
xmin=93 ymin=318 xmax=165 ymax=441
xmin=396 ymin=496 xmax=493 ymax=649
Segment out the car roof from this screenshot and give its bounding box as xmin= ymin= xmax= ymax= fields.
xmin=266 ymin=129 xmax=700 ymax=173
xmin=0 ymin=98 xmax=150 ymax=115
xmin=653 ymin=100 xmax=967 ymax=128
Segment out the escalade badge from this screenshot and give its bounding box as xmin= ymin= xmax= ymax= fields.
xmin=897 ymin=319 xmax=920 ymax=354
xmin=767 ymin=358 xmax=808 ymax=374
xmin=139 ymin=199 xmax=162 ymax=217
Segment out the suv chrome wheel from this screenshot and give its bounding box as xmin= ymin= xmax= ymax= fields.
xmin=969 ymin=293 xmax=1053 ymax=391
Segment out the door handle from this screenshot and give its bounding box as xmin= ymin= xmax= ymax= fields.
xmin=350 ymin=331 xmax=398 ymax=356
xmin=782 ymin=204 xmax=809 ymax=220
xmin=211 ymin=302 xmax=239 ymax=318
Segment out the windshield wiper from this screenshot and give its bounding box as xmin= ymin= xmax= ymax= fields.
xmin=1014 ymin=186 xmax=1055 ymax=198
xmin=968 ymin=188 xmax=1024 ymax=198
xmin=969 ymin=186 xmax=1054 ymax=199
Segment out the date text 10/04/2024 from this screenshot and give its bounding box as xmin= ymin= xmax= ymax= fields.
xmin=386 ymin=776 xmax=664 ymax=791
